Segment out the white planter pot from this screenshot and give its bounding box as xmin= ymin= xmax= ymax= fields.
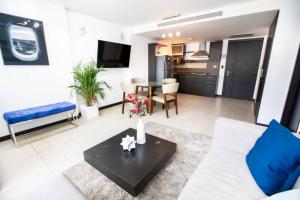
xmin=137 ymin=118 xmax=146 ymax=144
xmin=80 ymin=104 xmax=99 ymax=120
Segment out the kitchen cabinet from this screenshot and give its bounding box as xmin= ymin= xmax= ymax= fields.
xmin=172 ymin=44 xmax=184 ymax=55
xmin=209 ymin=41 xmax=222 ymax=62
xmin=176 ymin=73 xmax=218 ymax=97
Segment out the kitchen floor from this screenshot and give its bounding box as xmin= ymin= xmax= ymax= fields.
xmin=0 ymin=94 xmax=255 ymax=199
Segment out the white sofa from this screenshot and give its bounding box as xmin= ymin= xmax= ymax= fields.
xmin=178 ymin=117 xmax=300 ymax=200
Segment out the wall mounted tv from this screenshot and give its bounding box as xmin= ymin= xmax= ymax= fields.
xmin=97 ymin=40 xmax=131 ymax=68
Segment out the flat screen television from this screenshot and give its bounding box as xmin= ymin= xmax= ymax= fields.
xmin=97 ymin=40 xmax=131 ymax=68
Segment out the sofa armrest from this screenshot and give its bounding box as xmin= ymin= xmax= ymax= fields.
xmin=211 ymin=117 xmax=267 ymax=155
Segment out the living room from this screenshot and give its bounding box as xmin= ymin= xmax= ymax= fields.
xmin=0 ymin=0 xmax=300 ymax=199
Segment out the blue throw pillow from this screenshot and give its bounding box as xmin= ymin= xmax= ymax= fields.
xmin=246 ymin=119 xmax=300 ymax=196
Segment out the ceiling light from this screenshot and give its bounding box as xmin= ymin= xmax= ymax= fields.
xmin=161 ymin=34 xmax=166 ymax=38
xmin=168 ymin=33 xmax=173 ymax=38
xmin=176 ymin=31 xmax=181 ymax=36
xmin=188 ymin=37 xmax=193 ymax=41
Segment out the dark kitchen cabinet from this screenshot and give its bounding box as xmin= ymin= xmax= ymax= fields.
xmin=177 ymin=74 xmax=193 ymax=93
xmin=209 ymin=41 xmax=222 ymax=62
xmin=176 ymin=74 xmax=218 ymax=97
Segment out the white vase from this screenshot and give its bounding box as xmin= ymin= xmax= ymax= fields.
xmin=137 ymin=118 xmax=146 ymax=144
xmin=80 ymin=104 xmax=99 ymax=120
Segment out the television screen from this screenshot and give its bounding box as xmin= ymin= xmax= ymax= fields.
xmin=97 ymin=40 xmax=131 ymax=68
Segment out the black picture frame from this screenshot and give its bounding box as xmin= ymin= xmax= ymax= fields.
xmin=0 ymin=12 xmax=49 ymax=65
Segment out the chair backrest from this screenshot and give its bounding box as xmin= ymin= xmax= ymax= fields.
xmin=162 ymin=83 xmax=179 ymax=94
xmin=163 ymin=78 xmax=176 ymax=84
xmin=131 ymin=77 xmax=145 ymax=84
xmin=120 ymin=82 xmax=136 ymax=94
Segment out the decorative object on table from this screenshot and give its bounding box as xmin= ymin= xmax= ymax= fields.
xmin=69 ymin=60 xmax=111 ymax=120
xmin=120 ymin=135 xmax=136 ymax=152
xmin=127 ymin=94 xmax=148 ymax=144
xmin=0 ymin=12 xmax=49 ymax=65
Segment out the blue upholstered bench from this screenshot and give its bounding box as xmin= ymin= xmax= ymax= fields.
xmin=3 ymin=102 xmax=77 ymax=147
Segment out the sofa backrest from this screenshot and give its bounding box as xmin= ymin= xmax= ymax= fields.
xmin=212 ymin=117 xmax=300 ymax=189
xmin=212 ymin=117 xmax=267 ymax=156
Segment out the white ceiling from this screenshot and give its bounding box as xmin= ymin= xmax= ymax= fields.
xmin=43 ymin=0 xmax=256 ymax=25
xmin=141 ymin=11 xmax=277 ymax=42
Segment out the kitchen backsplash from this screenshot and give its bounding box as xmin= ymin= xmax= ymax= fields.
xmin=175 ymin=62 xmax=208 ymax=69
xmin=175 ymin=61 xmax=220 ymax=74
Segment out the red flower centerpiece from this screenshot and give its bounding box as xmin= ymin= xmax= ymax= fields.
xmin=127 ymin=93 xmax=148 ymax=144
xmin=127 ymin=94 xmax=148 ymax=117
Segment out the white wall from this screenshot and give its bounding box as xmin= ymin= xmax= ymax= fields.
xmin=0 ymin=3 xmax=153 ymax=137
xmin=257 ymin=0 xmax=300 ymax=124
xmin=67 ymin=11 xmax=131 ymax=107
xmin=0 ymin=0 xmax=74 ymax=137
xmin=217 ymin=40 xmax=228 ymax=95
xmin=216 ymin=36 xmax=268 ymax=100
xmin=67 ymin=11 xmax=154 ymax=107
xmin=129 ymin=35 xmax=155 ymax=81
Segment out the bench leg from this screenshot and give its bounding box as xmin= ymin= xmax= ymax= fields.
xmin=68 ymin=110 xmax=78 ymax=127
xmin=7 ymin=124 xmax=18 ymax=147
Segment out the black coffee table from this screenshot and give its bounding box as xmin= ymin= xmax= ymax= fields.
xmin=83 ymin=128 xmax=176 ymax=196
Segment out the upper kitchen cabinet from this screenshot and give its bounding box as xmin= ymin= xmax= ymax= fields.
xmin=209 ymin=41 xmax=223 ymax=62
xmin=172 ymin=44 xmax=184 ymax=55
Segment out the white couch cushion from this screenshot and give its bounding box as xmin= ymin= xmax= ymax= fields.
xmin=261 ymin=189 xmax=300 ymax=200
xmin=178 ymin=147 xmax=266 ymax=200
xmin=212 ymin=118 xmax=266 ymax=155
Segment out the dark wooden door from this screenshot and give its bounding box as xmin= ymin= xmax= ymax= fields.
xmin=223 ymin=39 xmax=263 ymax=100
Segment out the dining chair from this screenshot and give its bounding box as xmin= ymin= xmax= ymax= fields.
xmin=163 ymin=78 xmax=177 ymax=84
xmin=151 ymin=83 xmax=179 ymax=118
xmin=131 ymin=77 xmax=145 ymax=84
xmin=131 ymin=77 xmax=148 ymax=96
xmin=120 ymin=82 xmax=148 ymax=114
xmin=120 ymin=82 xmax=136 ymax=114
xmin=157 ymin=78 xmax=176 ymax=95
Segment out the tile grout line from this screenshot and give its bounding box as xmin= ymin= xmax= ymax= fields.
xmin=26 ymin=135 xmax=56 ymax=176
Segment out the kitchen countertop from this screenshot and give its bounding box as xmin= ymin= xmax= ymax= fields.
xmin=173 ymin=72 xmax=219 ymax=76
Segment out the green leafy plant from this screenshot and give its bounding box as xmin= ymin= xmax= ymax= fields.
xmin=69 ymin=60 xmax=112 ymax=106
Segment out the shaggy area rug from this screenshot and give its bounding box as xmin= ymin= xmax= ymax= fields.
xmin=64 ymin=121 xmax=212 ymax=200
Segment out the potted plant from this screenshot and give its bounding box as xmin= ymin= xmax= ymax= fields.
xmin=69 ymin=60 xmax=111 ymax=120
xmin=127 ymin=94 xmax=148 ymax=144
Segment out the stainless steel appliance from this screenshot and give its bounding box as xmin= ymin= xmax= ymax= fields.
xmin=155 ymin=56 xmax=174 ymax=82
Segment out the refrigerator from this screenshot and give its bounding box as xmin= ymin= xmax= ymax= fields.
xmin=155 ymin=56 xmax=174 ymax=82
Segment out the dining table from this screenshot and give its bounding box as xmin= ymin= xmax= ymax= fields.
xmin=136 ymin=81 xmax=164 ymax=114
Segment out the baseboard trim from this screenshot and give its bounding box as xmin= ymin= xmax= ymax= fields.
xmin=0 ymin=118 xmax=72 ymax=142
xmin=0 ymin=102 xmax=122 ymax=143
xmin=255 ymin=122 xmax=268 ymax=127
xmin=99 ymin=101 xmax=122 ymax=110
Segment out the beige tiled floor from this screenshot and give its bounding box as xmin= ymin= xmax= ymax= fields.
xmin=0 ymin=94 xmax=255 ymax=199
